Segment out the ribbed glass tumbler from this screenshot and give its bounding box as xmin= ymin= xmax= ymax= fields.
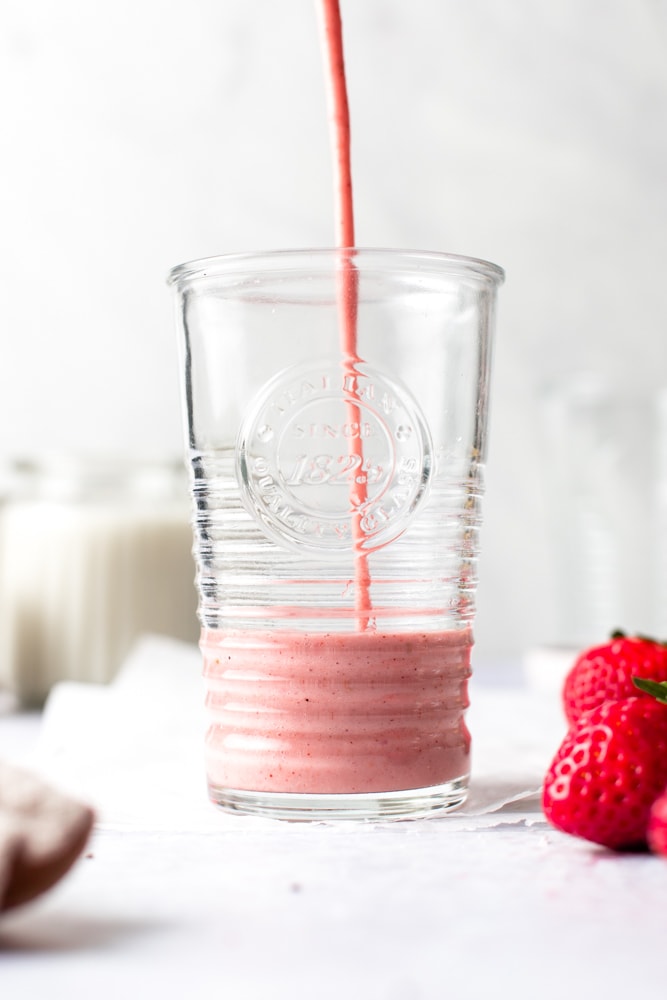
xmin=168 ymin=248 xmax=503 ymax=820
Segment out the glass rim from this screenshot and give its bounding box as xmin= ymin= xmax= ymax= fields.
xmin=167 ymin=246 xmax=505 ymax=288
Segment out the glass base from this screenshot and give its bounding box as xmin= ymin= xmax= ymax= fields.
xmin=208 ymin=776 xmax=469 ymax=821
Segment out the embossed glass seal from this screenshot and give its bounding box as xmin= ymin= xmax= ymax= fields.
xmin=236 ymin=359 xmax=433 ymax=554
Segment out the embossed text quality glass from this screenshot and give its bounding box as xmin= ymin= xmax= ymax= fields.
xmin=169 ymin=248 xmax=504 ymax=820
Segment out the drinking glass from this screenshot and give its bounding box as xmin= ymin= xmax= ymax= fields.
xmin=169 ymin=248 xmax=503 ymax=819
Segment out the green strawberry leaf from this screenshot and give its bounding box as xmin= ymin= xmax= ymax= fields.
xmin=632 ymin=677 xmax=667 ymax=703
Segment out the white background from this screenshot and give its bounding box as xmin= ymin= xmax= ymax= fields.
xmin=1 ymin=0 xmax=667 ymax=658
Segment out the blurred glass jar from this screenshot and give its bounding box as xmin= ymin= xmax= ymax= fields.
xmin=539 ymin=375 xmax=654 ymax=646
xmin=0 ymin=456 xmax=199 ymax=705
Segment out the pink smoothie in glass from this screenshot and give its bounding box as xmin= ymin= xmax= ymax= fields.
xmin=201 ymin=3 xmax=472 ymax=806
xmin=202 ymin=628 xmax=472 ymax=795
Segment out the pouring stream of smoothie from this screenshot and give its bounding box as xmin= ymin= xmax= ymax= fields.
xmin=317 ymin=0 xmax=372 ymax=627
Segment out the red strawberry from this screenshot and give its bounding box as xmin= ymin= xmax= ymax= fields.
xmin=648 ymin=789 xmax=667 ymax=856
xmin=542 ymin=693 xmax=667 ymax=850
xmin=562 ymin=632 xmax=667 ymax=725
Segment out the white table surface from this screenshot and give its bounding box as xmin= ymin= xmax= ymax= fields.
xmin=1 ymin=642 xmax=665 ymax=1000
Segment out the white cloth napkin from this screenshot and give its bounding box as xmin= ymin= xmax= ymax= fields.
xmin=30 ymin=635 xmax=566 ymax=831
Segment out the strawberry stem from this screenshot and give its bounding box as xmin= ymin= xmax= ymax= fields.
xmin=610 ymin=630 xmax=667 ymax=648
xmin=632 ymin=677 xmax=667 ymax=704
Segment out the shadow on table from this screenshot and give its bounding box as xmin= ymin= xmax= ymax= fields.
xmin=0 ymin=909 xmax=167 ymax=954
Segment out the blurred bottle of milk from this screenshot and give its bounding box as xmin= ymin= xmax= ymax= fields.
xmin=0 ymin=457 xmax=199 ymax=705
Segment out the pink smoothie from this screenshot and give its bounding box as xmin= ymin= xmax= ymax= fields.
xmin=202 ymin=4 xmax=472 ymax=805
xmin=202 ymin=628 xmax=472 ymax=795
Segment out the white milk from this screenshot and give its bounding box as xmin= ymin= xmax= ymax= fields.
xmin=0 ymin=458 xmax=199 ymax=704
